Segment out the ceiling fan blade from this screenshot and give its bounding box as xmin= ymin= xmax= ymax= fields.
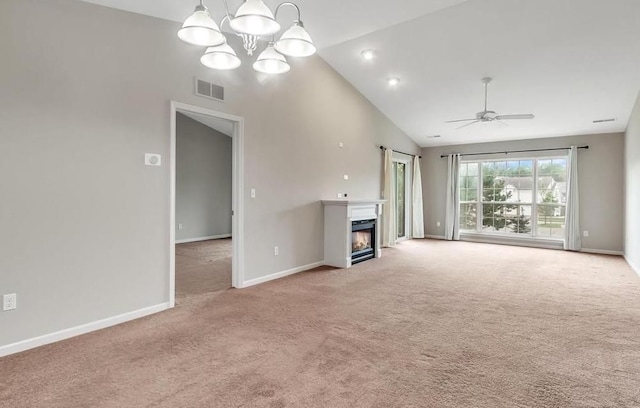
xmin=495 ymin=114 xmax=535 ymax=120
xmin=457 ymin=120 xmax=480 ymax=129
xmin=445 ymin=118 xmax=478 ymax=123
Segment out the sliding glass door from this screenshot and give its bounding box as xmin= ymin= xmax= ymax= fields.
xmin=393 ymin=160 xmax=410 ymax=240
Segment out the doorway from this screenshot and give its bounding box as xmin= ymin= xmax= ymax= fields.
xmin=169 ymin=101 xmax=245 ymax=308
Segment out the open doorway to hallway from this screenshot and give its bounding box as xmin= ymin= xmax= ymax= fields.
xmin=170 ymin=102 xmax=245 ymax=307
xmin=175 ymin=111 xmax=233 ymax=301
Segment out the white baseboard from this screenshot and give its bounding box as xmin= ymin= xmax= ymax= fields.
xmin=424 ymin=234 xmax=446 ymax=240
xmin=580 ymin=248 xmax=624 ymax=256
xmin=176 ymin=234 xmax=231 ymax=244
xmin=0 ymin=302 xmax=170 ymax=358
xmin=241 ymin=261 xmax=325 ymax=288
xmin=460 ymin=234 xmax=564 ymax=250
xmin=625 ymin=255 xmax=640 ymax=277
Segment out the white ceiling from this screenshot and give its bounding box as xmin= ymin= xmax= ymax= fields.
xmin=180 ymin=111 xmax=234 ymax=136
xmin=81 ymin=0 xmax=640 ymax=147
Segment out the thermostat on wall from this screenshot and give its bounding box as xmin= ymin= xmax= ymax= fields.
xmin=145 ymin=153 xmax=161 ymax=166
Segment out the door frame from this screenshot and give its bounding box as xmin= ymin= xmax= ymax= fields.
xmin=169 ymin=101 xmax=245 ymax=307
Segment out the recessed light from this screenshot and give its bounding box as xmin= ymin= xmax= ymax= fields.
xmin=361 ymin=49 xmax=375 ymax=60
xmin=387 ymin=77 xmax=400 ymax=87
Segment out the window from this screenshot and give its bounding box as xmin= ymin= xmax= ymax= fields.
xmin=459 ymin=157 xmax=568 ymax=239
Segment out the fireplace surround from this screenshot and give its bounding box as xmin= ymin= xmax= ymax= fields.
xmin=322 ymin=200 xmax=384 ymax=268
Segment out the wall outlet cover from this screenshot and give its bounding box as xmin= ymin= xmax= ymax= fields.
xmin=3 ymin=293 xmax=16 ymax=311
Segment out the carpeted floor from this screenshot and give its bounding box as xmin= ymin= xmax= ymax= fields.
xmin=2 ymin=240 xmax=640 ymax=407
xmin=175 ymin=238 xmax=232 ymax=301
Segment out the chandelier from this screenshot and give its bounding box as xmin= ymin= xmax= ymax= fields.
xmin=178 ymin=0 xmax=316 ymax=74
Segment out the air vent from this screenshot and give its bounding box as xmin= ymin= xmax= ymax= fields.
xmin=426 ymin=135 xmax=441 ymax=139
xmin=195 ymin=78 xmax=224 ymax=102
xmin=593 ymin=118 xmax=615 ymax=123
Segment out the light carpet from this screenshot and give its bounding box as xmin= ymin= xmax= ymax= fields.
xmin=1 ymin=240 xmax=639 ymax=407
xmin=176 ymin=238 xmax=232 ymax=301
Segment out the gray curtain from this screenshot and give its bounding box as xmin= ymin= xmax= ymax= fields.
xmin=564 ymin=146 xmax=581 ymax=250
xmin=445 ymin=154 xmax=461 ymax=241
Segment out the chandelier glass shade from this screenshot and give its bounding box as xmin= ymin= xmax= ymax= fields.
xmin=274 ymin=21 xmax=316 ymax=57
xmin=253 ymin=44 xmax=291 ymax=74
xmin=178 ymin=4 xmax=226 ymax=47
xmin=201 ymin=42 xmax=242 ymax=70
xmin=178 ymin=0 xmax=316 ymax=74
xmin=229 ymin=0 xmax=280 ymax=36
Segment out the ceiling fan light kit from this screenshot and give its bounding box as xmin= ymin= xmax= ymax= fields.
xmin=446 ymin=77 xmax=535 ymax=129
xmin=179 ymin=0 xmax=316 ymax=74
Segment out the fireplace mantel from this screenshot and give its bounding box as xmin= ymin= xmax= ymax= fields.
xmin=322 ymin=200 xmax=385 ymax=268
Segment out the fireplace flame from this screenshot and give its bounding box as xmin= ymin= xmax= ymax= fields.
xmin=352 ymin=231 xmax=371 ymax=252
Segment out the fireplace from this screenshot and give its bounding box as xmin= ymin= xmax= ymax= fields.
xmin=322 ymin=200 xmax=384 ymax=268
xmin=351 ymin=219 xmax=376 ymax=264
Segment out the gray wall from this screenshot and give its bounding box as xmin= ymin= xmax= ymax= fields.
xmin=625 ymin=93 xmax=640 ymax=272
xmin=421 ymin=133 xmax=625 ymax=252
xmin=0 ymin=0 xmax=420 ymax=348
xmin=176 ymin=113 xmax=232 ymax=242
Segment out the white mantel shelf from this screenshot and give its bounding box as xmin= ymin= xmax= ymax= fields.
xmin=321 ymin=199 xmax=386 ymax=206
xmin=322 ymin=200 xmax=385 ymax=268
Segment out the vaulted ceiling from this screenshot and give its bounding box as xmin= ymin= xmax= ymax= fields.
xmin=81 ymin=0 xmax=640 ymax=147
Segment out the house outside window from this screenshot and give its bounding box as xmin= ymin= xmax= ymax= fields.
xmin=459 ymin=157 xmax=568 ymax=239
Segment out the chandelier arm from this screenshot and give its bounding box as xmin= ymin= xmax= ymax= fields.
xmin=219 ymin=14 xmax=231 ymax=30
xmin=221 ymin=0 xmax=233 ymax=21
xmin=274 ymin=2 xmax=302 ymax=23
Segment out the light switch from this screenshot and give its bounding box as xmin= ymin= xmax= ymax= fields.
xmin=339 ymin=142 xmax=344 ymax=148
xmin=250 ymin=188 xmax=256 ymax=198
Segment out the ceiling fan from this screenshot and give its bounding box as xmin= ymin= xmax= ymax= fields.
xmin=445 ymin=77 xmax=535 ymax=129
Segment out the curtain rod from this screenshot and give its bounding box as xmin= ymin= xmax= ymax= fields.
xmin=439 ymin=145 xmax=589 ymax=158
xmin=379 ymin=146 xmax=422 ymax=159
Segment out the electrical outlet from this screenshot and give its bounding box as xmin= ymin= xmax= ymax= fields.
xmin=3 ymin=294 xmax=16 ymax=311
xmin=583 ymin=230 xmax=589 ymax=237
xmin=437 ymin=221 xmax=441 ymax=227
xmin=339 ymin=142 xmax=344 ymax=148
xmin=250 ymin=188 xmax=256 ymax=198
xmin=274 ymin=246 xmax=279 ymax=256
xmin=343 ymin=174 xmax=349 ymax=180
xmin=337 ymin=193 xmax=343 ymax=198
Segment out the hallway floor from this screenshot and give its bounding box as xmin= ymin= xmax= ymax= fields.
xmin=175 ymin=238 xmax=231 ymax=301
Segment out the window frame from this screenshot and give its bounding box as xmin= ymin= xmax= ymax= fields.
xmin=459 ymin=155 xmax=568 ymax=240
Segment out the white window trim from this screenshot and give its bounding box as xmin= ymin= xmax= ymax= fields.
xmin=459 ymin=155 xmax=568 ymax=242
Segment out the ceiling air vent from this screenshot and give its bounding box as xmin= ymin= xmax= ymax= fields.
xmin=592 ymin=118 xmax=615 ymax=123
xmin=426 ymin=135 xmax=441 ymax=139
xmin=195 ymin=78 xmax=224 ymax=102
